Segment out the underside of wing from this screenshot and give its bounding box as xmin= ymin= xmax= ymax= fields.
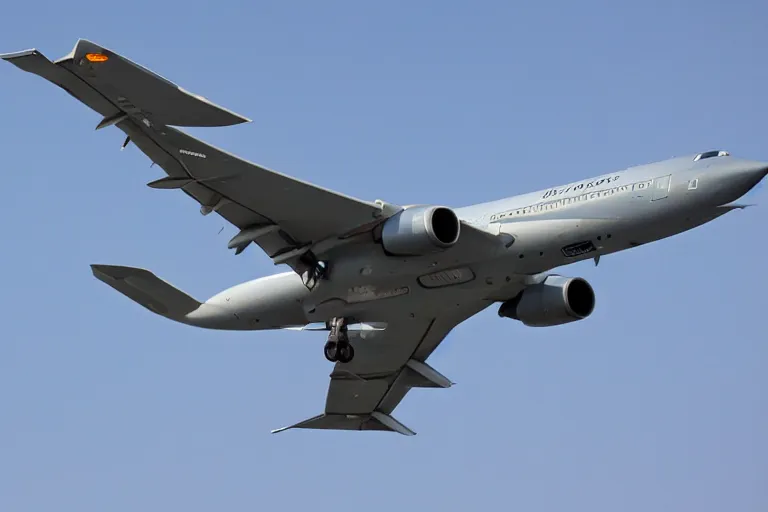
xmin=2 ymin=40 xmax=392 ymax=277
xmin=272 ymin=300 xmax=492 ymax=435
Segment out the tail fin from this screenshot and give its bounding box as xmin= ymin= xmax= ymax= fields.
xmin=90 ymin=264 xmax=201 ymax=321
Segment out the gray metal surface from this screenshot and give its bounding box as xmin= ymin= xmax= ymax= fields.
xmin=2 ymin=41 xmax=386 ymax=275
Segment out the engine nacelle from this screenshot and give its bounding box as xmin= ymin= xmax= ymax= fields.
xmin=380 ymin=205 xmax=461 ymax=256
xmin=498 ymin=275 xmax=595 ymax=327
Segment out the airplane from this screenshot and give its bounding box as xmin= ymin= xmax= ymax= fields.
xmin=3 ymin=40 xmax=766 ymax=436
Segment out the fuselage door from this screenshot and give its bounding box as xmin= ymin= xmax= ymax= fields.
xmin=652 ymin=174 xmax=671 ymax=201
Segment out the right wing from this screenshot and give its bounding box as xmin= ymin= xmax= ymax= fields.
xmin=272 ymin=299 xmax=494 ymax=435
xmin=2 ymin=40 xmax=391 ymax=275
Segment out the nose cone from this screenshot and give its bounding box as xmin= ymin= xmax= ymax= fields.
xmin=739 ymin=160 xmax=768 ymax=180
xmin=723 ymin=160 xmax=768 ymax=201
xmin=738 ymin=160 xmax=768 ymax=192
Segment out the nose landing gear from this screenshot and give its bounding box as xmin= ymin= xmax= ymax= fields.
xmin=323 ymin=317 xmax=355 ymax=364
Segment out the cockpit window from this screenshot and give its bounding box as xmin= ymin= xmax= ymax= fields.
xmin=693 ymin=150 xmax=730 ymax=161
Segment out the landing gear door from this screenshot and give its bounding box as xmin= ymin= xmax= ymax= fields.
xmin=652 ymin=175 xmax=671 ymax=201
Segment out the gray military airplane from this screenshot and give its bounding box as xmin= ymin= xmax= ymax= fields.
xmin=4 ymin=40 xmax=766 ymax=435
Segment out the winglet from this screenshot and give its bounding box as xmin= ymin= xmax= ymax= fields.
xmin=1 ymin=48 xmax=39 ymax=61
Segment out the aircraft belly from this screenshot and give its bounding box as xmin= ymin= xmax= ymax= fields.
xmin=305 ymin=278 xmax=473 ymax=322
xmin=303 ymin=255 xmax=534 ymax=323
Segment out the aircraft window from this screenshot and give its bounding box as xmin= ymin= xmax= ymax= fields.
xmin=693 ymin=150 xmax=730 ymax=161
xmin=688 ymin=178 xmax=698 ymax=190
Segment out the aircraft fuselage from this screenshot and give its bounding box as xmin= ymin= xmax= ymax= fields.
xmin=189 ymin=151 xmax=767 ymax=330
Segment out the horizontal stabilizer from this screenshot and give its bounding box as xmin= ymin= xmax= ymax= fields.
xmin=2 ymin=40 xmax=250 ymax=128
xmin=90 ymin=264 xmax=201 ymax=320
xmin=271 ymin=411 xmax=415 ymax=435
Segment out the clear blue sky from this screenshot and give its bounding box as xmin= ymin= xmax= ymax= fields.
xmin=1 ymin=1 xmax=766 ymax=510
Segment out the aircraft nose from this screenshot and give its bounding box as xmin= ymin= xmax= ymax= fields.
xmin=740 ymin=161 xmax=768 ymax=180
xmin=729 ymin=160 xmax=768 ymax=194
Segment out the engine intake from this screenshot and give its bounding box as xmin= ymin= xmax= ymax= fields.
xmin=498 ymin=275 xmax=595 ymax=327
xmin=381 ymin=205 xmax=461 ymax=256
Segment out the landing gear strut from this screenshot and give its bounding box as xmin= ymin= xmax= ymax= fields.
xmin=323 ymin=317 xmax=355 ymax=364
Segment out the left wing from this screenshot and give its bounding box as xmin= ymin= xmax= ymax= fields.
xmin=2 ymin=40 xmax=391 ymax=276
xmin=272 ymin=300 xmax=493 ymax=435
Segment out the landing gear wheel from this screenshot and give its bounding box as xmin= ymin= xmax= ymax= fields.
xmin=324 ymin=341 xmax=338 ymax=362
xmin=337 ymin=342 xmax=355 ymax=364
xmin=324 ymin=317 xmax=355 ymax=363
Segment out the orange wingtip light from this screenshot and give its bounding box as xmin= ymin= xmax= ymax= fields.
xmin=85 ymin=53 xmax=109 ymax=62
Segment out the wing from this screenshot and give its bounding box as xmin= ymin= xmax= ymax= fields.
xmin=2 ymin=40 xmax=387 ymax=274
xmin=272 ymin=300 xmax=493 ymax=435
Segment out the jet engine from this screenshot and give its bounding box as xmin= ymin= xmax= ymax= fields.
xmin=498 ymin=275 xmax=595 ymax=327
xmin=380 ymin=205 xmax=461 ymax=256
